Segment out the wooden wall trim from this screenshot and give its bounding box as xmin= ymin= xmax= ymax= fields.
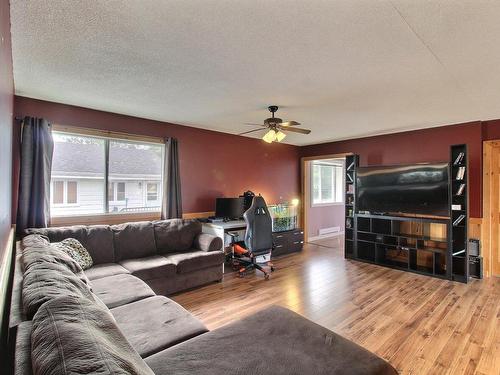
xmin=51 ymin=212 xmax=161 ymax=226
xmin=0 ymin=227 xmax=15 ymax=369
xmin=50 ymin=211 xmax=215 ymax=226
xmin=481 ymin=140 xmax=500 ymax=277
xmin=182 ymin=211 xmax=213 ymax=219
xmin=301 ymin=153 xmax=352 ymax=243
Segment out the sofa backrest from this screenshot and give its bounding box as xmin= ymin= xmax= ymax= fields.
xmin=153 ymin=219 xmax=202 ymax=254
xmin=111 ymin=221 xmax=157 ymax=261
xmin=25 ymin=218 xmax=203 ymax=263
xmin=26 ymin=225 xmax=115 ymax=265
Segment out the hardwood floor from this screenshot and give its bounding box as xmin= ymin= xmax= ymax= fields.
xmin=172 ymin=241 xmax=500 ymax=375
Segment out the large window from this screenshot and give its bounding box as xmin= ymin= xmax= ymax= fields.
xmin=50 ymin=131 xmax=164 ymax=217
xmin=311 ymin=160 xmax=344 ymax=206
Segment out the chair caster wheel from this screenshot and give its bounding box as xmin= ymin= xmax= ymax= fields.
xmin=265 ymin=274 xmax=270 ymax=280
xmin=271 ymin=267 xmax=275 ymax=272
xmin=238 ymin=272 xmax=245 ymax=278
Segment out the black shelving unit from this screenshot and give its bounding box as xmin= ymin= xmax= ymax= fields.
xmin=343 ymin=146 xmax=469 ymax=283
xmin=353 ymin=214 xmax=450 ymax=279
xmin=344 ymin=154 xmax=359 ymax=259
xmin=450 ymin=144 xmax=469 ymax=282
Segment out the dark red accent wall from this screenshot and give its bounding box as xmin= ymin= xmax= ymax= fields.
xmin=13 ymin=97 xmax=300 ymax=216
xmin=0 ymin=0 xmax=14 ymax=251
xmin=300 ymin=122 xmax=483 ymax=218
xmin=482 ymin=119 xmax=500 ymax=141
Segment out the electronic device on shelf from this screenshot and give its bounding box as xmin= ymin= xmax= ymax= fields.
xmin=215 ymin=197 xmax=245 ymax=221
xmin=356 ymin=163 xmax=449 ymax=216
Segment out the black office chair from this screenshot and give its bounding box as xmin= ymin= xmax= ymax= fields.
xmin=229 ymin=195 xmax=275 ymax=280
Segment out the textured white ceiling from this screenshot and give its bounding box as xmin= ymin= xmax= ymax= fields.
xmin=9 ymin=0 xmax=500 ymax=145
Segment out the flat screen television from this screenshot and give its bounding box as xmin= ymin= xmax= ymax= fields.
xmin=215 ymin=197 xmax=244 ymax=219
xmin=356 ymin=163 xmax=449 ymax=216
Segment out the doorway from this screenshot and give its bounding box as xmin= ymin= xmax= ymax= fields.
xmin=302 ymin=154 xmax=349 ymax=248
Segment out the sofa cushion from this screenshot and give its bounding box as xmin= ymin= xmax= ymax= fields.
xmin=112 ymin=221 xmax=157 ymax=261
xmin=89 ymin=274 xmax=155 ymax=309
xmin=111 ymin=296 xmax=208 ymax=358
xmin=165 ymin=250 xmax=225 ymax=274
xmin=119 ymin=255 xmax=176 ymax=280
xmin=145 ymin=305 xmax=398 ymax=375
xmin=85 ymin=225 xmax=115 ymax=264
xmin=31 ymin=295 xmax=154 ymax=375
xmin=154 ymin=219 xmax=202 ymax=254
xmin=22 ymin=261 xmax=94 ymax=319
xmin=14 ymin=321 xmax=32 ymax=375
xmin=54 ymin=238 xmax=93 ymax=270
xmin=84 ymin=263 xmax=130 ymax=281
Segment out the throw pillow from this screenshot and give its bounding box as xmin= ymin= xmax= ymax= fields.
xmin=55 ymin=238 xmax=93 ymax=270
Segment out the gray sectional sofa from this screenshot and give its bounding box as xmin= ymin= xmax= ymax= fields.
xmin=26 ymin=219 xmax=225 ymax=296
xmin=11 ymin=220 xmax=398 ymax=375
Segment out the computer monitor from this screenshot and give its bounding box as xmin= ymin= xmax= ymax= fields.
xmin=215 ymin=198 xmax=244 ymax=219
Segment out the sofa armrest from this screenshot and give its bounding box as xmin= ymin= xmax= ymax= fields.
xmin=193 ymin=233 xmax=223 ymax=252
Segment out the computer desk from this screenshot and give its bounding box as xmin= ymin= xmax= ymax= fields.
xmin=201 ymin=219 xmax=247 ymax=252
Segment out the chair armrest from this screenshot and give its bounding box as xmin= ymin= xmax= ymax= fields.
xmin=194 ymin=233 xmax=223 ymax=252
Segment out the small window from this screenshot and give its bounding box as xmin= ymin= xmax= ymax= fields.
xmin=53 ymin=181 xmax=64 ymax=204
xmin=51 ymin=180 xmax=78 ymax=205
xmin=147 ymin=183 xmax=158 ymax=201
xmin=311 ymin=160 xmax=344 ymax=206
xmin=67 ymin=181 xmax=78 ymax=204
xmin=116 ymin=182 xmax=126 ymax=201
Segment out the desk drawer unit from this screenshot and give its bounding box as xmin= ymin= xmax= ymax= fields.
xmin=272 ymin=229 xmax=304 ymax=257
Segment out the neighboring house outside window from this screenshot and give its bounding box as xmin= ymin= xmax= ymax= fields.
xmin=311 ymin=160 xmax=344 ymax=206
xmin=50 ymin=132 xmax=164 ymax=217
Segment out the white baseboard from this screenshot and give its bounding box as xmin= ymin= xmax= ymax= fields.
xmin=308 ymin=231 xmax=344 ymax=242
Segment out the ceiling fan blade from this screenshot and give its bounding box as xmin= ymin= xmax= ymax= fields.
xmin=280 ymin=126 xmax=311 ymax=134
xmin=238 ymin=128 xmax=266 ymax=136
xmin=280 ymin=121 xmax=301 ymax=127
xmin=243 ymin=123 xmax=267 ymax=127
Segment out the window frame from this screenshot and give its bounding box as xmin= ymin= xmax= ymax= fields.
xmin=310 ymin=161 xmax=344 ymax=207
xmin=50 ymin=125 xmax=164 ymax=223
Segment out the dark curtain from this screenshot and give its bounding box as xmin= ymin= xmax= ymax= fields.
xmin=16 ymin=117 xmax=54 ymax=234
xmin=161 ymin=138 xmax=182 ymax=219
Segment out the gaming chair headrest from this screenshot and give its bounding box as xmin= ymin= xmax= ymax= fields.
xmin=244 ymin=195 xmax=269 ymax=216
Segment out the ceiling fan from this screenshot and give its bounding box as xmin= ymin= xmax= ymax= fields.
xmin=240 ymin=106 xmax=311 ymax=143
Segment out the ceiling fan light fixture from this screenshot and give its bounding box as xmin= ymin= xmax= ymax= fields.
xmin=275 ymin=130 xmax=286 ymax=142
xmin=263 ymin=129 xmax=277 ymax=143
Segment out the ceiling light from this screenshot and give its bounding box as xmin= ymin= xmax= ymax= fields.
xmin=263 ymin=129 xmax=277 ymax=143
xmin=275 ymin=130 xmax=286 ymax=142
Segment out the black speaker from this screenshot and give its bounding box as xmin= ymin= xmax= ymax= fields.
xmin=468 ymin=239 xmax=480 ymax=256
xmin=469 ymin=255 xmax=483 ymax=279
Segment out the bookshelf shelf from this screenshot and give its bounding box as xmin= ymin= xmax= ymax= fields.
xmin=450 ymin=144 xmax=469 ymax=282
xmin=344 ymin=155 xmax=359 ymax=259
